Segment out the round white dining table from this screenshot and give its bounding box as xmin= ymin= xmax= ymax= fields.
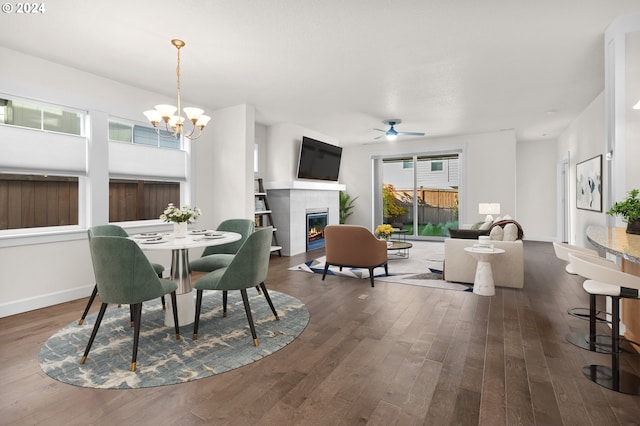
xmin=132 ymin=230 xmax=241 ymax=326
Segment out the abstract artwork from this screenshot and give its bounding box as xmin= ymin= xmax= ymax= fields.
xmin=576 ymin=155 xmax=602 ymax=212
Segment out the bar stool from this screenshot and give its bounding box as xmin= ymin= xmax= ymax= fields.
xmin=553 ymin=242 xmax=598 ymax=274
xmin=568 ymin=252 xmax=640 ymax=395
xmin=553 ymin=242 xmax=615 ymax=353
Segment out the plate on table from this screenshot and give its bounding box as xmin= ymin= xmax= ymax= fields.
xmin=139 ymin=236 xmax=166 ymax=244
xmin=203 ymin=232 xmax=224 ymax=239
xmin=189 ymin=229 xmax=209 ymax=235
xmin=134 ymin=232 xmax=159 ymax=239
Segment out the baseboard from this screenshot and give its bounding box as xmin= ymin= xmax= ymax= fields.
xmin=0 ymin=284 xmax=94 ymax=318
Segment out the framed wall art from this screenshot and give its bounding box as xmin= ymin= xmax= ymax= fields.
xmin=576 ymin=154 xmax=602 ymax=212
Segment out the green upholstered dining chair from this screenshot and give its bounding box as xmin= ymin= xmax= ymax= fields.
xmin=81 ymin=235 xmax=180 ymax=372
xmin=189 ymin=219 xmax=255 ymax=273
xmin=192 ymin=227 xmax=278 ymax=346
xmin=80 ymin=225 xmax=167 ymax=325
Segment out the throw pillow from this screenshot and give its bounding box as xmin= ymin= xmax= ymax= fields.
xmin=479 ymin=221 xmax=492 ymax=230
xmin=470 ymin=221 xmax=484 ymax=230
xmin=503 ymin=223 xmax=518 ymax=241
xmin=489 ymin=225 xmax=504 ymax=241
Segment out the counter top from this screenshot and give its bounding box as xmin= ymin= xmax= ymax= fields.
xmin=586 ymin=226 xmax=640 ymax=263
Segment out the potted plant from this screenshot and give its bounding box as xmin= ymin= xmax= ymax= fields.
xmin=607 ymin=189 xmax=640 ymax=234
xmin=339 ymin=191 xmax=358 ymax=224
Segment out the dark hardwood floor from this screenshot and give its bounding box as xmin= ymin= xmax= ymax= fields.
xmin=2 ymin=241 xmax=640 ymax=425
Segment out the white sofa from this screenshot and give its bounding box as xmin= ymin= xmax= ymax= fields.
xmin=443 ymin=238 xmax=524 ymax=289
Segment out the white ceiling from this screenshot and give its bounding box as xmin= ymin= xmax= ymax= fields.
xmin=1 ymin=0 xmax=639 ymax=146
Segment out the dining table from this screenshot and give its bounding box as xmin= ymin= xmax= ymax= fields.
xmin=132 ymin=229 xmax=241 ymax=326
xmin=586 ymin=225 xmax=640 ymax=345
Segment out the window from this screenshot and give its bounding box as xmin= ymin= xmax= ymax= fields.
xmin=0 ymin=174 xmax=79 ymax=230
xmin=108 ymin=119 xmax=180 ymax=149
xmin=431 ymin=161 xmax=443 ymax=172
xmin=0 ymin=97 xmax=83 ymax=136
xmin=109 ymin=179 xmax=180 ymax=222
xmin=380 ymin=153 xmax=459 ymax=238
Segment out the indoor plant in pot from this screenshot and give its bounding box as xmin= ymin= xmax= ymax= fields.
xmin=339 ymin=191 xmax=358 ymax=224
xmin=607 ymin=189 xmax=640 ymax=234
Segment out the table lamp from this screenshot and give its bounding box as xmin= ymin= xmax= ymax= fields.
xmin=478 ymin=203 xmax=500 ymax=222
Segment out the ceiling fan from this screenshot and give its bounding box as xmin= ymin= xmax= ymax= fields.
xmin=374 ymin=119 xmax=425 ymax=141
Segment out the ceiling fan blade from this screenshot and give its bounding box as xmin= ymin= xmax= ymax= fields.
xmin=397 ymin=131 xmax=425 ymax=136
xmin=373 ymin=128 xmax=387 ymax=132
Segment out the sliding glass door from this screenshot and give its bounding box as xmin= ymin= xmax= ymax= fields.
xmin=380 ymin=153 xmax=459 ymax=238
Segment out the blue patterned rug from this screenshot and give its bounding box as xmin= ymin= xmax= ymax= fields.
xmin=39 ymin=290 xmax=309 ymax=389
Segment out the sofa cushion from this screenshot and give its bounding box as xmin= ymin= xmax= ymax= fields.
xmin=503 ymin=223 xmax=518 ymax=241
xmin=449 ymin=228 xmax=490 ymax=239
xmin=479 ymin=221 xmax=492 ymax=230
xmin=489 ymin=225 xmax=504 ymax=240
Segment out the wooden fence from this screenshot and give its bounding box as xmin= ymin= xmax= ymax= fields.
xmin=0 ymin=175 xmax=79 ymax=229
xmin=109 ymin=179 xmax=179 ymax=222
xmin=0 ymin=175 xmax=179 ymax=229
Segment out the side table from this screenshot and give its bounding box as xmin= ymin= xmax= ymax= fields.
xmin=464 ymin=247 xmax=505 ymax=296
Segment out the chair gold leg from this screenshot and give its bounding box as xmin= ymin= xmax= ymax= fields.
xmin=253 ymin=338 xmax=259 ymax=347
xmin=131 ymin=362 xmax=136 ymax=372
xmin=78 ymin=319 xmax=84 ymax=325
xmin=192 ymin=333 xmax=198 ymax=340
xmin=80 ymin=356 xmax=87 ymax=364
xmin=176 ymin=333 xmax=181 ymax=340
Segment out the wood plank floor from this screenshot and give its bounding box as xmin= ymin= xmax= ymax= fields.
xmin=2 ymin=241 xmax=640 ymax=425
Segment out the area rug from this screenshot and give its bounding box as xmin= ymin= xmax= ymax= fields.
xmin=39 ymin=290 xmax=309 ymax=389
xmin=290 ymin=241 xmax=472 ymax=292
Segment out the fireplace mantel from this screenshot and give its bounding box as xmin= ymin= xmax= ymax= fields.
xmin=263 ymin=183 xmax=341 ymax=256
xmin=263 ymin=180 xmax=345 ymax=191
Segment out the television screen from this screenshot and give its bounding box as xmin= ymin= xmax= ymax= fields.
xmin=296 ymin=136 xmax=342 ymax=181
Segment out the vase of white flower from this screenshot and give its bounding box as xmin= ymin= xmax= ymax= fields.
xmin=160 ymin=203 xmax=201 ymax=238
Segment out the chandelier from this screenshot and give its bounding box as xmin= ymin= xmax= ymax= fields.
xmin=144 ymin=39 xmax=211 ymax=140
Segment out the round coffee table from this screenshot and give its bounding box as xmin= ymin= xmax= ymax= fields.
xmin=387 ymin=241 xmax=412 ymax=258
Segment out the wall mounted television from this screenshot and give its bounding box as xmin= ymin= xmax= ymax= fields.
xmin=296 ymin=136 xmax=342 ymax=182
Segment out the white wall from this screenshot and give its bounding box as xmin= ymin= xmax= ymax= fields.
xmin=0 ymin=48 xmax=252 ymax=317
xmin=341 ymin=130 xmax=518 ymax=232
xmin=265 ymin=123 xmax=339 ymax=183
xmin=192 ymin=104 xmax=255 ymax=230
xmin=557 ymin=93 xmax=608 ymax=247
xmin=516 ymin=139 xmax=558 ymax=241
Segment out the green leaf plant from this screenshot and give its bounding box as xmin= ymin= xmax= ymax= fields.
xmin=339 ymin=191 xmax=359 ymax=224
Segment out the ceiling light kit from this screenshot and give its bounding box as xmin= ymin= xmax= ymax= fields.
xmin=144 ymin=39 xmax=211 ymax=140
xmin=374 ymin=119 xmax=425 ymax=141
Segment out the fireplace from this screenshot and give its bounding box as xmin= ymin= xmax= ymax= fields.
xmin=306 ymin=211 xmax=328 ymax=251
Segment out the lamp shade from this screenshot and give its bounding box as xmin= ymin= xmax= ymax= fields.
xmin=478 ymin=203 xmax=500 ymax=221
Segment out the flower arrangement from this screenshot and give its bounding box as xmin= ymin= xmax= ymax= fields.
xmin=375 ymin=224 xmax=394 ymax=240
xmin=159 ymin=203 xmax=201 ymax=224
